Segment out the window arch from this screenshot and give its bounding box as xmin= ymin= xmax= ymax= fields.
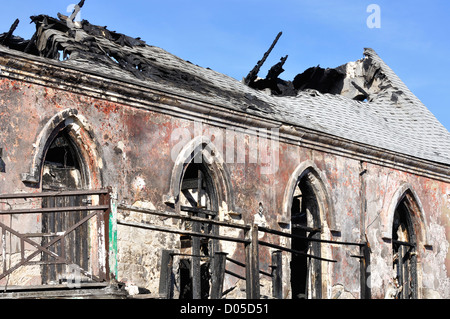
xmin=178 ymin=157 xmax=219 ymax=299
xmin=391 ymin=191 xmax=419 ymax=299
xmin=281 ymin=161 xmax=337 ymax=231
xmin=291 ymin=172 xmax=322 ymax=299
xmin=164 ymin=135 xmax=235 ymax=216
xmin=282 ymin=161 xmax=335 ymax=299
xmin=41 ymin=126 xmax=91 ymax=284
xmin=166 ymin=136 xmax=234 ymax=299
xmin=21 ymin=108 xmax=103 ymax=188
xmin=22 ymin=109 xmax=103 ymax=284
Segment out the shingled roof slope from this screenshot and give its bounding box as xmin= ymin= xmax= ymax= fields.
xmin=1 ymin=14 xmax=450 ymax=166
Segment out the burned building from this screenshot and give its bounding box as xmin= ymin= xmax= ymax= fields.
xmin=0 ymin=3 xmax=449 ymax=299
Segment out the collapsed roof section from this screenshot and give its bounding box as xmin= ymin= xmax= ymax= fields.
xmin=244 ymin=33 xmax=410 ymax=104
xmin=0 ymin=9 xmax=398 ymax=104
xmin=1 ymin=5 xmax=450 ymax=166
xmin=0 ymin=8 xmax=426 ymax=107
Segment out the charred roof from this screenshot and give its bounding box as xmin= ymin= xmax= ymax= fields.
xmin=1 ymin=4 xmax=450 ymax=166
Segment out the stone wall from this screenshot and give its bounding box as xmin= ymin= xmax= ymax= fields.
xmin=0 ymin=71 xmax=449 ymax=298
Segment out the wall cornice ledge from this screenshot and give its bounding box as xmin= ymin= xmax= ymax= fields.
xmin=1 ymin=48 xmax=449 ymax=183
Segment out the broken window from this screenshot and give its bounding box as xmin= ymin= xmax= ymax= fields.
xmin=290 ymin=174 xmax=322 ymax=299
xmin=43 ymin=128 xmax=81 ymax=174
xmin=41 ymin=128 xmax=89 ymax=285
xmin=178 ymin=159 xmax=218 ymax=299
xmin=392 ymin=198 xmax=417 ymax=299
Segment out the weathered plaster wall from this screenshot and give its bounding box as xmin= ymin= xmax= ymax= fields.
xmin=0 ymin=76 xmax=449 ymax=298
xmin=362 ymin=164 xmax=450 ymax=298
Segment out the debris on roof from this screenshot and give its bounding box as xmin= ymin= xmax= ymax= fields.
xmin=242 ymin=32 xmax=414 ymax=104
xmin=0 ymin=4 xmax=278 ymax=113
xmin=1 ymin=3 xmax=449 ymax=166
xmin=0 ymin=3 xmax=426 ymax=106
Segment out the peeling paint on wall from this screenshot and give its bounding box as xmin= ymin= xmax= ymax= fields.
xmin=0 ymin=12 xmax=449 ymax=298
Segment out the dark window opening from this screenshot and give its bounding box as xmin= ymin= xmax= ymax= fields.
xmin=41 ymin=127 xmax=89 ymax=285
xmin=392 ymin=198 xmax=418 ymax=299
xmin=44 ymin=128 xmax=80 ymax=169
xmin=178 ymin=159 xmax=218 ymax=299
xmin=290 ymin=175 xmax=322 ymax=299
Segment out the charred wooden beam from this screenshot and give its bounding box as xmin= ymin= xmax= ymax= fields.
xmin=0 ymin=205 xmax=109 ymax=215
xmin=210 ymin=252 xmax=227 ymax=299
xmin=0 ymin=148 xmax=4 ymax=173
xmin=117 ymin=220 xmax=250 ymax=244
xmin=69 ymin=0 xmax=85 ymax=22
xmin=258 ymin=240 xmax=337 ymax=263
xmin=271 ymin=250 xmax=283 ymax=299
xmin=118 ymin=203 xmax=250 ymax=230
xmin=23 ymin=32 xmax=37 ymax=53
xmin=249 ymin=55 xmax=290 ymax=94
xmin=360 ymin=242 xmax=371 ymax=299
xmin=266 ymin=55 xmax=288 ymax=83
xmin=258 ymin=225 xmax=364 ymax=246
xmin=158 ymin=249 xmax=174 ymax=299
xmin=392 ymin=239 xmax=415 ymax=248
xmin=225 ymin=257 xmax=272 ymax=277
xmin=1 ymin=19 xmax=19 ymax=45
xmin=244 ymin=31 xmax=282 ymax=85
xmin=245 ymin=224 xmax=260 ymax=299
xmin=351 ymin=81 xmax=370 ymax=101
xmin=225 ymin=269 xmax=246 ymax=281
xmin=180 ymin=205 xmax=217 ymax=217
xmin=0 ymin=189 xmax=108 ymax=199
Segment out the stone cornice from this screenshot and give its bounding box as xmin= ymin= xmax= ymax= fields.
xmin=1 ymin=47 xmax=449 ymax=183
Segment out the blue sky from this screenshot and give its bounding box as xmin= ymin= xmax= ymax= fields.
xmin=1 ymin=1 xmax=449 ymax=132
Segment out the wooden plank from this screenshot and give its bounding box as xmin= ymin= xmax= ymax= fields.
xmin=291 ymin=223 xmax=321 ymax=233
xmin=225 ymin=269 xmax=246 ymax=281
xmin=245 ymin=224 xmax=260 ymax=299
xmin=191 ymin=169 xmax=202 ymax=300
xmin=259 ymin=240 xmax=337 ymax=263
xmin=359 ymin=243 xmax=371 ymax=299
xmin=158 ymin=250 xmax=174 ymax=299
xmin=0 ymin=205 xmax=109 ymax=215
xmin=99 ymin=190 xmax=111 ymax=281
xmin=271 ymin=250 xmax=283 ymax=299
xmin=226 ymin=257 xmax=271 ymax=277
xmin=119 ymin=204 xmax=250 ymax=230
xmin=244 ymin=32 xmax=283 ymax=85
xmin=259 ymin=225 xmax=364 ymax=246
xmin=1 ymin=19 xmax=19 ymax=45
xmin=0 ymin=189 xmax=108 ymax=200
xmin=392 ymin=239 xmax=415 ymax=247
xmin=180 ymin=206 xmax=217 ymax=217
xmin=0 ymin=282 xmax=108 ymax=292
xmin=117 ymin=220 xmax=250 ymax=244
xmin=0 ymin=211 xmax=98 ymax=282
xmin=210 ymin=252 xmax=227 ymax=299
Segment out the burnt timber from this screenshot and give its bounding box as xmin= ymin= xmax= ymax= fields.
xmin=0 ymin=3 xmax=449 ymax=300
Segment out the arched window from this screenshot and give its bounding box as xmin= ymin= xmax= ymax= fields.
xmin=42 ymin=127 xmax=86 ymax=190
xmin=167 ymin=136 xmax=234 ymax=299
xmin=178 ymin=156 xmax=219 ymax=299
xmin=41 ymin=127 xmax=90 ymax=285
xmin=290 ymin=172 xmax=322 ymax=299
xmin=392 ymin=196 xmax=418 ymax=299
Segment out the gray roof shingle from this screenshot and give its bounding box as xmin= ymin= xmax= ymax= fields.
xmin=2 ymin=15 xmax=450 ymax=166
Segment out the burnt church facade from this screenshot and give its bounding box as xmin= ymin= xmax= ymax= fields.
xmin=0 ymin=6 xmax=449 ymax=299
